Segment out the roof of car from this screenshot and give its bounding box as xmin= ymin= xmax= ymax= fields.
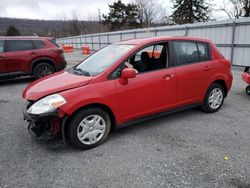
xmin=0 ymin=36 xmax=53 ymax=40
xmin=115 ymin=36 xmax=212 ymax=45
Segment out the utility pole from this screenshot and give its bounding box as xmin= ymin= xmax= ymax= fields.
xmin=98 ymin=8 xmax=103 ymax=32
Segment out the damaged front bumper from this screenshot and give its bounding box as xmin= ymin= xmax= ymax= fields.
xmin=23 ymin=102 xmax=68 ymax=142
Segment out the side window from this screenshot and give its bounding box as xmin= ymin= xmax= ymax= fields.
xmin=153 ymin=45 xmax=164 ymax=59
xmin=129 ymin=43 xmax=167 ymax=73
xmin=33 ymin=40 xmax=45 ymax=49
xmin=0 ymin=40 xmax=4 ymax=52
xmin=172 ymin=41 xmax=199 ymax=66
xmin=7 ymin=40 xmax=34 ymax=52
xmin=197 ymin=42 xmax=210 ymax=61
xmin=110 ymin=43 xmax=168 ymax=79
xmin=134 ymin=46 xmax=154 ymax=61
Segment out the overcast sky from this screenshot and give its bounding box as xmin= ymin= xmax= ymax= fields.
xmin=0 ymin=0 xmax=226 ymax=20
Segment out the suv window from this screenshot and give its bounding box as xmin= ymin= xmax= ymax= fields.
xmin=0 ymin=40 xmax=4 ymax=52
xmin=6 ymin=40 xmax=34 ymax=52
xmin=33 ymin=40 xmax=45 ymax=49
xmin=172 ymin=41 xmax=199 ymax=66
xmin=197 ymin=42 xmax=210 ymax=61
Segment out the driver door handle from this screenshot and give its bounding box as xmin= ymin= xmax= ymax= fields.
xmin=163 ymin=74 xmax=174 ymax=80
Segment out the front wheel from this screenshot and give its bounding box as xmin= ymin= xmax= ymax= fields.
xmin=202 ymin=83 xmax=225 ymax=113
xmin=246 ymin=85 xmax=250 ymax=95
xmin=66 ymin=108 xmax=111 ymax=149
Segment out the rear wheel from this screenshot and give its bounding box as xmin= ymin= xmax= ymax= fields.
xmin=246 ymin=85 xmax=250 ymax=95
xmin=33 ymin=63 xmax=54 ymax=79
xmin=202 ymin=83 xmax=225 ymax=113
xmin=66 ymin=108 xmax=111 ymax=149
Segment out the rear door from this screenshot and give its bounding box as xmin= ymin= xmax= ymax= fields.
xmin=0 ymin=40 xmax=7 ymax=75
xmin=171 ymin=41 xmax=212 ymax=106
xmin=5 ymin=40 xmax=37 ymax=74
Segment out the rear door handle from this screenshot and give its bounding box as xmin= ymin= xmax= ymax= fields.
xmin=31 ymin=51 xmax=38 ymax=55
xmin=163 ymin=74 xmax=174 ymax=80
xmin=204 ymin=65 xmax=212 ymax=71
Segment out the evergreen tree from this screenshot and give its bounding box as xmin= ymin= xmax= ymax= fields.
xmin=171 ymin=0 xmax=211 ymax=24
xmin=103 ymin=0 xmax=140 ymax=30
xmin=5 ymin=25 xmax=21 ymax=36
xmin=125 ymin=3 xmax=141 ymax=28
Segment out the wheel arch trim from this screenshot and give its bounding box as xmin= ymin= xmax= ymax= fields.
xmin=63 ymin=102 xmax=118 ymax=131
xmin=30 ymin=57 xmax=55 ymax=73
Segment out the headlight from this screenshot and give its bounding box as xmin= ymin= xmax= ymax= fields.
xmin=27 ymin=94 xmax=66 ymax=115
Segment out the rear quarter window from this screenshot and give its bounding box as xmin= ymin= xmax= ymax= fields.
xmin=197 ymin=42 xmax=210 ymax=61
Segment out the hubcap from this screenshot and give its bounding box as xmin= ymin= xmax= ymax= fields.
xmin=77 ymin=115 xmax=106 ymax=145
xmin=208 ymin=88 xmax=223 ymax=109
xmin=37 ymin=66 xmax=53 ymax=78
xmin=247 ymin=86 xmax=250 ymax=95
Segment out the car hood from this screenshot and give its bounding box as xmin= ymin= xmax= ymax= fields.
xmin=23 ymin=71 xmax=92 ymax=101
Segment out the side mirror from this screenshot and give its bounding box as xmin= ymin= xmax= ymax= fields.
xmin=121 ymin=68 xmax=136 ymax=79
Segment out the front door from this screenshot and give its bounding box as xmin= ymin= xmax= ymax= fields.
xmin=115 ymin=42 xmax=177 ymax=123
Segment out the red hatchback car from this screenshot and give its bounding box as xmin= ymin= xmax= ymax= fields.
xmin=22 ymin=37 xmax=233 ymax=149
xmin=0 ymin=36 xmax=66 ymax=79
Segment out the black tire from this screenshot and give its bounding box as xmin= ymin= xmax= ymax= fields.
xmin=66 ymin=108 xmax=111 ymax=149
xmin=202 ymin=83 xmax=225 ymax=113
xmin=33 ymin=63 xmax=55 ymax=79
xmin=246 ymin=85 xmax=250 ymax=95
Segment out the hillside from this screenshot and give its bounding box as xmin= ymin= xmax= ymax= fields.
xmin=0 ymin=17 xmax=105 ymax=38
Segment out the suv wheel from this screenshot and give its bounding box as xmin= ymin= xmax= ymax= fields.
xmin=33 ymin=63 xmax=54 ymax=79
xmin=202 ymin=83 xmax=225 ymax=113
xmin=246 ymin=85 xmax=250 ymax=95
xmin=66 ymin=108 xmax=111 ymax=149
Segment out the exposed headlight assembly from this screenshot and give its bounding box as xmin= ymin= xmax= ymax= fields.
xmin=27 ymin=94 xmax=66 ymax=115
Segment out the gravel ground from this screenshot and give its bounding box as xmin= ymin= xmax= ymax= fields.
xmin=0 ymin=51 xmax=250 ymax=188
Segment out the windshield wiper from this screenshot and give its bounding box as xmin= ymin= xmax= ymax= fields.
xmin=70 ymin=67 xmax=90 ymax=76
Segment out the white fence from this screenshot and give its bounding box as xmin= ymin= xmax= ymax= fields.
xmin=56 ymin=17 xmax=250 ymax=67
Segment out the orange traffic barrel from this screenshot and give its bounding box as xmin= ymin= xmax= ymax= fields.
xmin=82 ymin=46 xmax=90 ymax=54
xmin=62 ymin=45 xmax=74 ymax=53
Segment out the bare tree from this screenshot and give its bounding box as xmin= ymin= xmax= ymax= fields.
xmin=135 ymin=0 xmax=165 ymax=27
xmin=86 ymin=10 xmax=99 ymax=21
xmin=70 ymin=10 xmax=81 ymax=35
xmin=86 ymin=10 xmax=106 ymax=33
xmin=220 ymin=0 xmax=250 ymax=19
xmin=57 ymin=12 xmax=71 ymax=37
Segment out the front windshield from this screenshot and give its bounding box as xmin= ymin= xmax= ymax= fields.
xmin=70 ymin=44 xmax=135 ymax=76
